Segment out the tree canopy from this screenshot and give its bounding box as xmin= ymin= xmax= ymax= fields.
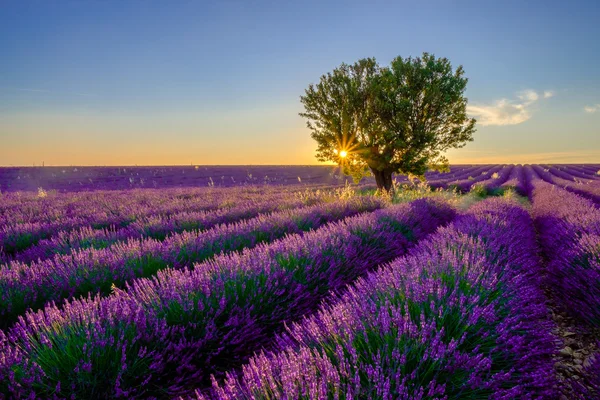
xmin=300 ymin=53 xmax=476 ymax=191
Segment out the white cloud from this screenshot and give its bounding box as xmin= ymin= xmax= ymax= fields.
xmin=518 ymin=89 xmax=539 ymax=103
xmin=467 ymin=100 xmax=531 ymax=126
xmin=584 ymin=104 xmax=600 ymax=113
xmin=467 ymin=89 xmax=553 ymax=126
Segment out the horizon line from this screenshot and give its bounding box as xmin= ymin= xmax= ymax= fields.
xmin=1 ymin=162 xmax=599 ymax=168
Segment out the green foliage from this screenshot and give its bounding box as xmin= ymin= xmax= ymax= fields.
xmin=5 ymin=232 xmax=35 ymax=254
xmin=470 ymin=183 xmax=488 ymax=198
xmin=300 ymin=53 xmax=476 ymax=191
xmin=383 ymin=180 xmax=461 ymax=206
xmin=28 ymin=319 xmax=155 ymax=399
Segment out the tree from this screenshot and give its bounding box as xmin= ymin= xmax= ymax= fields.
xmin=300 ymin=53 xmax=476 ymax=192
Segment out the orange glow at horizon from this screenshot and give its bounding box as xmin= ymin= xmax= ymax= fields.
xmin=2 ymin=145 xmax=600 ymax=167
xmin=1 ymin=111 xmax=599 ymax=167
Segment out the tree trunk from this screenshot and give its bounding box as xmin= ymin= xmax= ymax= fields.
xmin=371 ymin=168 xmax=393 ymax=192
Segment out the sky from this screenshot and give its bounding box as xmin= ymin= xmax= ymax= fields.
xmin=1 ymin=0 xmax=599 ymax=166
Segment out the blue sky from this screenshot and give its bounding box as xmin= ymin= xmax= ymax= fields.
xmin=1 ymin=0 xmax=599 ymax=165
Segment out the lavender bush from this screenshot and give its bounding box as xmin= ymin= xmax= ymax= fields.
xmin=447 ymin=164 xmax=504 ymax=192
xmin=497 ymin=164 xmax=528 ymax=196
xmin=469 ymin=164 xmax=514 ymax=196
xmin=7 ymin=193 xmax=325 ymax=264
xmin=567 ymin=165 xmax=600 ymax=180
xmin=427 ymin=165 xmax=490 ymax=190
xmin=532 ymin=180 xmax=600 ymax=327
xmin=532 ymin=164 xmax=600 ymax=206
xmin=0 ymin=186 xmax=327 ymax=256
xmin=198 ymin=198 xmax=557 ymax=399
xmin=0 ymin=197 xmax=384 ymax=329
xmin=0 ymin=198 xmax=455 ymax=398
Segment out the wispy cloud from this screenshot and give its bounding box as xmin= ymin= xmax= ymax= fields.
xmin=518 ymin=89 xmax=539 ymax=103
xmin=584 ymin=104 xmax=600 ymax=113
xmin=467 ymin=89 xmax=554 ymax=126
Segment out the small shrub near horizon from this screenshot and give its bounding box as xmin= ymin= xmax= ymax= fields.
xmin=470 ymin=183 xmax=488 ymax=198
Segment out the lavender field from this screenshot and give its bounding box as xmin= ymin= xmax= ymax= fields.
xmin=1 ymin=164 xmax=599 ymax=399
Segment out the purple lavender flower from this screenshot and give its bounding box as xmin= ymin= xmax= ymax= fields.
xmin=531 ymin=180 xmax=600 ymax=327
xmin=199 ymin=198 xmax=557 ymax=399
xmin=0 ymin=197 xmax=454 ymax=398
xmin=0 ymin=196 xmax=384 ymax=329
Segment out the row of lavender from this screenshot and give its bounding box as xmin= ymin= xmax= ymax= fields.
xmin=0 ymin=196 xmax=386 ymax=328
xmin=530 ymin=179 xmax=600 ymax=394
xmin=0 ymin=165 xmax=478 ymax=193
xmin=0 ymin=166 xmax=484 ymax=260
xmin=530 ymin=165 xmax=600 ymax=205
xmin=0 ymin=188 xmax=334 ymax=264
xmin=0 ymin=171 xmax=600 ymax=398
xmin=0 ymin=166 xmax=480 ymax=262
xmin=0 ymin=185 xmax=297 ymax=224
xmin=193 ymin=197 xmax=559 ymax=399
xmin=0 ymin=185 xmax=337 ymax=256
xmin=2 ymin=164 xmax=598 ymax=261
xmin=1 ymin=163 xmax=517 ymax=268
xmin=4 ymin=162 xmax=592 ymax=224
xmin=0 ymin=164 xmax=486 ymax=232
xmin=0 ymin=198 xmax=455 ymax=398
xmin=432 ymin=164 xmax=600 ymax=202
xmin=189 ymin=177 xmax=600 ymax=398
xmin=532 ymin=180 xmax=600 ymax=327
